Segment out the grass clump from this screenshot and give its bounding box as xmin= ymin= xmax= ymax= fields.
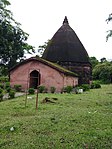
xmin=28 ymin=88 xmax=35 ymax=94
xmin=63 ymin=86 xmax=73 ymax=93
xmin=14 ymin=84 xmax=22 ymax=92
xmin=78 ymin=84 xmax=90 ymax=91
xmin=50 ymin=86 xmax=56 ymax=93
xmin=38 ymin=85 xmax=46 ymax=93
xmin=90 ymin=81 xmax=101 ymax=89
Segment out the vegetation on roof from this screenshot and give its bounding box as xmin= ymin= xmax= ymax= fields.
xmin=37 ymin=57 xmax=78 ymax=76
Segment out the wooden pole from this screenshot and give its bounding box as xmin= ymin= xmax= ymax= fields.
xmin=25 ymin=89 xmax=27 ymax=107
xmin=36 ymin=89 xmax=38 ymax=110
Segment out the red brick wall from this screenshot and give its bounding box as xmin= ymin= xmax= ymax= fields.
xmin=10 ymin=60 xmax=78 ymax=92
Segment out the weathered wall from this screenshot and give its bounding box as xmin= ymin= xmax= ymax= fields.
xmin=10 ymin=60 xmax=78 ymax=92
xmin=60 ymin=62 xmax=92 ymax=85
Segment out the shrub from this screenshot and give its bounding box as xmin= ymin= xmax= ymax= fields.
xmin=5 ymin=82 xmax=10 ymax=89
xmin=28 ymin=88 xmax=35 ymax=94
xmin=50 ymin=86 xmax=56 ymax=93
xmin=9 ymin=90 xmax=15 ymax=99
xmin=79 ymin=84 xmax=90 ymax=91
xmin=63 ymin=86 xmax=73 ymax=93
xmin=38 ymin=86 xmax=46 ymax=93
xmin=95 ymin=83 xmax=101 ymax=88
xmin=14 ymin=84 xmax=22 ymax=92
xmin=0 ymin=83 xmax=4 ymax=89
xmin=0 ymin=88 xmax=3 ymax=94
xmin=6 ymin=87 xmax=11 ymax=93
xmin=0 ymin=76 xmax=9 ymax=83
xmin=90 ymin=82 xmax=101 ymax=89
xmin=0 ymin=93 xmax=3 ymax=102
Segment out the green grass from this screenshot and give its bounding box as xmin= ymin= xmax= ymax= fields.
xmin=0 ymin=85 xmax=112 ymax=149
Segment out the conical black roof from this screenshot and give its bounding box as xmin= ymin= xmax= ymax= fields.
xmin=42 ymin=16 xmax=89 ymax=63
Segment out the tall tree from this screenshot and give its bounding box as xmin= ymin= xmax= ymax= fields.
xmin=92 ymin=62 xmax=112 ymax=83
xmin=106 ymin=13 xmax=112 ymax=41
xmin=38 ymin=40 xmax=51 ymax=56
xmin=100 ymin=57 xmax=107 ymax=63
xmin=0 ymin=0 xmax=35 ymax=71
xmin=89 ymin=57 xmax=99 ymax=69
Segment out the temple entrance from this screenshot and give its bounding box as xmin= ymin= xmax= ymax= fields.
xmin=29 ymin=70 xmax=40 ymax=89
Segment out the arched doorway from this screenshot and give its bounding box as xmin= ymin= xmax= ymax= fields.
xmin=29 ymin=70 xmax=40 ymax=89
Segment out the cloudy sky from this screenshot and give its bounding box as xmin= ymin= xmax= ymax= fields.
xmin=9 ymin=0 xmax=112 ymax=60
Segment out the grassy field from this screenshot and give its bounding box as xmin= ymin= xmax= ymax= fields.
xmin=0 ymin=85 xmax=112 ymax=149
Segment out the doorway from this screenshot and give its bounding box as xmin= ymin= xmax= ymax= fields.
xmin=29 ymin=70 xmax=40 ymax=89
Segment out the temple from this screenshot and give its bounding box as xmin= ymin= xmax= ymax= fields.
xmin=42 ymin=16 xmax=92 ymax=84
xmin=10 ymin=17 xmax=92 ymax=92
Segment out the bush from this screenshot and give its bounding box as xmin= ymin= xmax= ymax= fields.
xmin=0 ymin=93 xmax=3 ymax=102
xmin=14 ymin=84 xmax=22 ymax=92
xmin=0 ymin=83 xmax=4 ymax=89
xmin=9 ymin=90 xmax=15 ymax=99
xmin=79 ymin=84 xmax=90 ymax=91
xmin=0 ymin=88 xmax=3 ymax=94
xmin=50 ymin=86 xmax=56 ymax=93
xmin=90 ymin=82 xmax=101 ymax=89
xmin=28 ymin=88 xmax=35 ymax=94
xmin=6 ymin=87 xmax=11 ymax=93
xmin=5 ymin=82 xmax=10 ymax=89
xmin=38 ymin=86 xmax=46 ymax=93
xmin=0 ymin=76 xmax=9 ymax=83
xmin=95 ymin=83 xmax=101 ymax=88
xmin=63 ymin=86 xmax=73 ymax=93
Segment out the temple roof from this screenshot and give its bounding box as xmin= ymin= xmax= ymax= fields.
xmin=42 ymin=16 xmax=90 ymax=63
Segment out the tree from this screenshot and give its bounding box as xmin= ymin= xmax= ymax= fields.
xmin=92 ymin=62 xmax=112 ymax=83
xmin=38 ymin=40 xmax=51 ymax=56
xmin=106 ymin=13 xmax=112 ymax=41
xmin=89 ymin=57 xmax=99 ymax=69
xmin=100 ymin=57 xmax=107 ymax=63
xmin=0 ymin=0 xmax=35 ymax=71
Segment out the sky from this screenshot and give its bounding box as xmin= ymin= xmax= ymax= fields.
xmin=9 ymin=0 xmax=112 ymax=60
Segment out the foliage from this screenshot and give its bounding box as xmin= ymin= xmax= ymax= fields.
xmin=106 ymin=13 xmax=112 ymax=41
xmin=6 ymin=86 xmax=11 ymax=92
xmin=0 ymin=88 xmax=3 ymax=93
xmin=93 ymin=62 xmax=112 ymax=83
xmin=0 ymin=85 xmax=112 ymax=148
xmin=9 ymin=89 xmax=15 ymax=99
xmin=38 ymin=39 xmax=51 ymax=56
xmin=100 ymin=57 xmax=107 ymax=63
xmin=79 ymin=84 xmax=90 ymax=91
xmin=38 ymin=85 xmax=46 ymax=93
xmin=90 ymin=81 xmax=101 ymax=89
xmin=89 ymin=57 xmax=99 ymax=68
xmin=28 ymin=88 xmax=35 ymax=94
xmin=0 ymin=76 xmax=9 ymax=83
xmin=50 ymin=86 xmax=56 ymax=93
xmin=14 ymin=84 xmax=22 ymax=92
xmin=0 ymin=0 xmax=35 ymax=71
xmin=0 ymin=93 xmax=3 ymax=101
xmin=0 ymin=83 xmax=4 ymax=89
xmin=63 ymin=86 xmax=73 ymax=93
xmin=0 ymin=65 xmax=8 ymax=76
xmin=5 ymin=82 xmax=10 ymax=92
xmin=5 ymin=82 xmax=10 ymax=89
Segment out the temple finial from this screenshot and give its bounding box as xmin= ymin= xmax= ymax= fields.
xmin=63 ymin=16 xmax=69 ymax=25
